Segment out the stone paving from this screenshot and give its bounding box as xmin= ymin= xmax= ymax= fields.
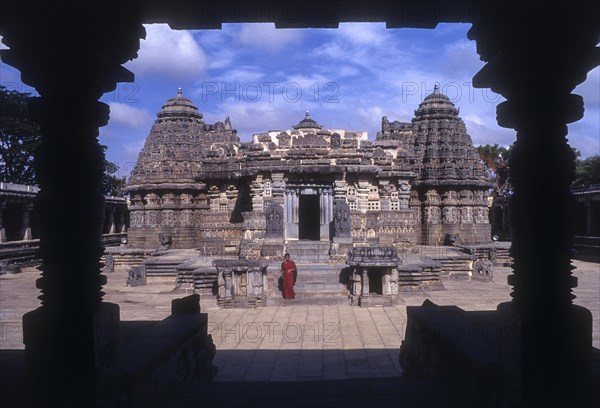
xmin=1 ymin=259 xmax=598 ymax=383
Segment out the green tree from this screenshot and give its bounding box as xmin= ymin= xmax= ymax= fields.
xmin=573 ymin=155 xmax=600 ymax=187
xmin=0 ymin=85 xmax=41 ymax=184
xmin=101 ymin=146 xmax=127 ymax=196
xmin=0 ymin=85 xmax=125 ymax=195
xmin=476 ymin=143 xmax=512 ymax=196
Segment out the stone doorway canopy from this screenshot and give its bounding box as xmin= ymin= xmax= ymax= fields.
xmin=284 ymin=186 xmax=333 ymax=241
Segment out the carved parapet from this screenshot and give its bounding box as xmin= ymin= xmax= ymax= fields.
xmin=347 ymin=246 xmax=400 ymax=268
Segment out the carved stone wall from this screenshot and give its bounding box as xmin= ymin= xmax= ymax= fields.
xmin=127 ymin=89 xmax=491 ymax=252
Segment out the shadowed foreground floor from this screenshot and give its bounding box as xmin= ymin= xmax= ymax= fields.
xmin=0 ymin=259 xmax=598 ymax=406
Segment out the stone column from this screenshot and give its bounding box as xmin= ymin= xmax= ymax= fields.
xmin=118 ymin=208 xmax=127 ymax=233
xmin=0 ymin=199 xmax=6 ymax=243
xmin=1 ymin=14 xmax=145 ymax=407
xmin=107 ymin=205 xmax=116 ymax=234
xmin=20 ymin=203 xmax=33 ymax=241
xmin=319 ymin=189 xmax=333 ymax=240
xmin=584 ymin=201 xmax=593 ymax=236
xmin=360 ymin=268 xmax=369 ymax=298
xmin=285 ymin=189 xmax=299 ymax=239
xmin=224 ymin=269 xmax=233 ymax=302
xmin=470 ymin=7 xmax=595 ymax=405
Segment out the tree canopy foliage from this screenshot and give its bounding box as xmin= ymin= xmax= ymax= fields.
xmin=0 ymin=85 xmax=40 ymax=185
xmin=573 ymin=155 xmax=600 ymax=187
xmin=0 ymin=85 xmax=126 ymax=195
xmin=101 ymin=146 xmax=127 ymax=196
xmin=477 ymin=143 xmax=599 ymax=193
xmin=476 ymin=143 xmax=512 ymax=196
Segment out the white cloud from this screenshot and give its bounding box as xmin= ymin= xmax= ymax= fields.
xmin=108 ymin=102 xmax=152 ymax=129
xmin=466 ymin=121 xmax=516 ymax=148
xmin=126 ymin=24 xmax=207 ymax=80
xmin=205 ymin=100 xmax=301 ymax=141
xmin=464 ymin=114 xmax=484 ymax=126
xmin=236 ymin=23 xmax=302 ymax=53
xmin=337 ymin=23 xmax=388 ymax=46
xmin=122 ymin=139 xmax=147 ymax=165
xmin=440 ymin=38 xmax=483 ymax=77
xmin=212 ymin=67 xmax=265 ymax=83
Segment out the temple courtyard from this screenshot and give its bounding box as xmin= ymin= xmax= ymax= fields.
xmin=1 ymin=257 xmax=598 ymax=381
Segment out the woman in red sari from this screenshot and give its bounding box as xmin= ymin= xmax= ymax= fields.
xmin=280 ymin=253 xmax=297 ymax=299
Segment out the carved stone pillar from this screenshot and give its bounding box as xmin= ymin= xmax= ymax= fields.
xmin=0 ymin=199 xmax=6 ymax=243
xmin=223 ymin=269 xmax=233 ymax=302
xmin=118 ymin=208 xmax=127 ymax=233
xmin=470 ymin=7 xmax=596 ymax=405
xmin=360 ymin=268 xmax=369 ymax=298
xmin=1 ymin=13 xmax=145 ymax=407
xmin=584 ymin=201 xmax=594 ymax=236
xmin=382 ymin=269 xmax=391 ymax=296
xmin=20 ymin=203 xmax=33 ymax=241
xmin=107 ymin=205 xmax=116 ymax=234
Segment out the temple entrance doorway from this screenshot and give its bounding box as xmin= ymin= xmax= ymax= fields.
xmin=298 ymin=194 xmax=320 ymax=240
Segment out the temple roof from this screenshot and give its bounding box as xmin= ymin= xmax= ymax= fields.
xmin=293 ymin=111 xmax=323 ymax=130
xmin=414 ymin=85 xmax=459 ymax=117
xmin=157 ymin=88 xmax=203 ymax=120
xmin=409 ymin=86 xmax=489 ymax=187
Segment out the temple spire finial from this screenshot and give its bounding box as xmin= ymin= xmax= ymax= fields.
xmin=177 ymin=87 xmax=182 ymax=95
xmin=434 ymin=83 xmax=439 ymax=92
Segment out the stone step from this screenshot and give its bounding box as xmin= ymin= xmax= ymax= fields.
xmin=294 ymin=282 xmax=347 ymax=291
xmin=286 ymin=241 xmax=331 ymax=263
xmin=267 ymin=263 xmax=347 ymax=273
xmin=266 ymin=296 xmax=350 ymax=306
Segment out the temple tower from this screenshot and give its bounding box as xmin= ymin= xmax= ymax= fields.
xmin=410 ymin=86 xmax=492 ymax=245
xmin=126 ymin=89 xmax=241 ymax=249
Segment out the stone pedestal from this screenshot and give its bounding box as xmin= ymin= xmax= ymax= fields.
xmin=496 ymin=301 xmax=593 ymax=407
xmin=23 ymin=303 xmax=121 ymax=408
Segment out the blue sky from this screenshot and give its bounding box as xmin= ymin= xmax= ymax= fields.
xmin=1 ymin=23 xmax=598 ymax=179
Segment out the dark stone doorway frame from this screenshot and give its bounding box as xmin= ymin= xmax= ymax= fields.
xmin=298 ymin=194 xmax=320 ymax=240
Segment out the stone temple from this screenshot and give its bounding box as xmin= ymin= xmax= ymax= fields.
xmin=126 ymin=86 xmax=492 ymax=258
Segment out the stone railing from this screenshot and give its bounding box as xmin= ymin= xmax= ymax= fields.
xmin=1 ymin=233 xmax=128 ymax=274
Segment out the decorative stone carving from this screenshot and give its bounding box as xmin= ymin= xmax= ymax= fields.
xmin=460 ymin=206 xmax=473 ymax=223
xmin=331 ymin=132 xmax=341 ymax=148
xmin=265 ymin=204 xmax=283 ymax=238
xmin=333 ymin=200 xmax=351 ymax=237
xmin=443 ymin=206 xmax=459 ymax=224
xmin=126 ymin=88 xmax=492 ymax=252
xmin=180 ymin=210 xmax=193 ymax=226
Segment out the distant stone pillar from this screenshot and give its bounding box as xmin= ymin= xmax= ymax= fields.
xmin=107 ymin=205 xmax=116 ymax=234
xmin=584 ymin=201 xmax=593 ymax=236
xmin=0 ymin=199 xmax=6 ymax=243
xmin=224 ymin=269 xmax=233 ymax=302
xmin=118 ymin=208 xmax=126 ymax=233
xmin=501 ymin=205 xmax=509 ymax=232
xmin=319 ymin=189 xmax=333 ymax=240
xmin=382 ymin=269 xmax=391 ymax=296
xmin=20 ymin=204 xmax=33 ymax=241
xmin=360 ymin=268 xmax=369 ymax=298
